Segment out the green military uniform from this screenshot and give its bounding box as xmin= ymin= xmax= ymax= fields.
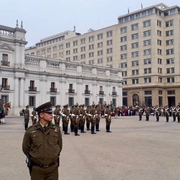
xmin=61 ymin=104 xmax=70 ymax=135
xmin=24 ymin=105 xmax=30 ymax=130
xmin=85 ymin=105 xmax=91 ymax=130
xmin=22 ymin=102 xmax=62 ymax=180
xmin=79 ymin=105 xmax=86 ymax=133
xmin=95 ymin=105 xmax=101 ymax=131
xmin=138 ymin=107 xmax=143 ymax=121
xmin=73 ymin=104 xmax=80 ymax=136
xmin=105 ymin=105 xmax=112 ymax=132
xmin=31 ymin=107 xmax=37 ymax=125
xmin=90 ymin=105 xmax=96 ymax=134
xmin=54 ymin=105 xmax=61 ymax=127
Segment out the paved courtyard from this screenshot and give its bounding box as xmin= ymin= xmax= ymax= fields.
xmin=0 ymin=115 xmax=180 ymax=180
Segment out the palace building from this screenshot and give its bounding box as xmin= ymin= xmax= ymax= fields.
xmin=26 ymin=3 xmax=180 ymax=107
xmin=0 ymin=22 xmax=122 ymax=116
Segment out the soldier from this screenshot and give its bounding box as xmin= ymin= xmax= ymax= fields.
xmin=73 ymin=104 xmax=80 ymax=136
xmin=79 ymin=104 xmax=86 ymax=133
xmin=31 ymin=107 xmax=37 ymax=125
xmin=138 ymin=106 xmax=143 ymax=121
xmin=24 ymin=105 xmax=30 ymax=130
xmin=165 ymin=105 xmax=170 ymax=122
xmin=104 ymin=105 xmax=112 ymax=132
xmin=176 ymin=105 xmax=180 ymax=123
xmin=172 ymin=106 xmax=177 ymax=122
xmin=54 ymin=105 xmax=61 ymax=127
xmin=90 ymin=104 xmax=96 ymax=134
xmin=0 ymin=99 xmax=5 ymax=123
xmin=85 ymin=105 xmax=91 ymax=131
xmin=145 ymin=106 xmax=150 ymax=121
xmin=22 ymin=102 xmax=62 ymax=180
xmin=95 ymin=104 xmax=101 ymax=131
xmin=69 ymin=105 xmax=75 ymax=132
xmin=154 ymin=105 xmax=160 ymax=122
xmin=61 ymin=104 xmax=70 ymax=135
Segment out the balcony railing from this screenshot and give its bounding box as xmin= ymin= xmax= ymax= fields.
xmin=1 ymin=61 xmax=10 ymax=66
xmin=84 ymin=90 xmax=90 ymax=94
xmin=0 ymin=85 xmax=10 ymax=90
xmin=29 ymin=87 xmax=37 ymax=91
xmin=112 ymin=92 xmax=117 ymax=95
xmin=50 ymin=88 xmax=57 ymax=93
xmin=68 ymin=89 xmax=75 ymax=93
xmin=99 ymin=91 xmax=104 ymax=95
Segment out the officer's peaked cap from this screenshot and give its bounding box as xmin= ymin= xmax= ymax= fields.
xmin=35 ymin=102 xmax=52 ymax=113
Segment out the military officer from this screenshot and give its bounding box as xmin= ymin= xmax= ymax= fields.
xmin=79 ymin=104 xmax=86 ymax=133
xmin=155 ymin=105 xmax=161 ymax=122
xmin=90 ymin=104 xmax=96 ymax=134
xmin=22 ymin=102 xmax=62 ymax=180
xmin=138 ymin=106 xmax=143 ymax=121
xmin=85 ymin=105 xmax=91 ymax=130
xmin=54 ymin=105 xmax=61 ymax=127
xmin=24 ymin=105 xmax=30 ymax=130
xmin=61 ymin=104 xmax=70 ymax=135
xmin=73 ymin=104 xmax=80 ymax=136
xmin=172 ymin=106 xmax=177 ymax=122
xmin=104 ymin=105 xmax=112 ymax=132
xmin=95 ymin=104 xmax=101 ymax=131
xmin=145 ymin=106 xmax=150 ymax=121
xmin=165 ymin=105 xmax=170 ymax=122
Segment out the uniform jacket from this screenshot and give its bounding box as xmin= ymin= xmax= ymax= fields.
xmin=22 ymin=121 xmax=62 ymax=165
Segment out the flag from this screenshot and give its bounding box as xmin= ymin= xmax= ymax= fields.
xmin=141 ymin=3 xmax=143 ymax=9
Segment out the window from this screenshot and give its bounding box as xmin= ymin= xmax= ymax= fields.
xmin=81 ymin=46 xmax=86 ymax=52
xmin=166 ymin=39 xmax=174 ymax=46
xmin=66 ymin=43 xmax=70 ymax=48
xmin=53 ymin=53 xmax=57 ymax=58
xmin=144 ymin=49 xmax=151 ymax=55
xmin=144 ymin=77 xmax=151 ymax=83
xmin=81 ymin=54 xmax=86 ymax=59
xmin=144 ymin=68 xmax=151 ymax=74
xmin=144 ymin=58 xmax=151 ymax=64
xmin=157 ymin=21 xmax=162 ymax=27
xmin=50 ymin=96 xmax=56 ymax=106
xmin=73 ymin=56 xmax=78 ymax=61
xmin=158 ymin=77 xmax=162 ymax=83
xmin=59 ymin=44 xmax=63 ymax=50
xmin=97 ymin=58 xmax=103 ymax=64
xmin=120 ymin=53 xmax=127 ymax=59
xmin=167 ymin=77 xmax=174 ymax=83
xmin=97 ymin=50 xmax=103 ymax=56
xmin=89 ymin=52 xmax=94 ymax=57
xmin=143 ymin=30 xmax=151 ymax=37
xmin=132 ymin=51 xmax=138 ymax=57
xmin=132 ymin=60 xmax=139 ymax=66
xmin=167 ymin=90 xmax=175 ymax=94
xmin=121 ymin=62 xmax=127 ymax=68
xmin=159 ymin=91 xmax=163 ymax=95
xmin=120 ymin=27 xmax=127 ymax=34
xmin=132 ymin=42 xmax=138 ymax=48
xmin=157 ymin=39 xmax=162 ymax=46
xmin=132 ymin=33 xmax=138 ymax=40
xmin=97 ymin=33 xmax=103 ymax=40
xmin=166 ymin=67 xmax=175 ymax=74
xmin=73 ymin=48 xmax=78 ymax=53
xmin=107 ymin=31 xmax=113 ymax=37
xmin=158 ymin=68 xmax=162 ymax=73
xmin=142 ymin=11 xmax=146 ymax=16
xmin=29 ymin=96 xmax=36 ymax=107
xmin=81 ymin=38 xmax=86 ymax=44
xmin=166 ymin=49 xmax=174 ymax=55
xmin=53 ymin=46 xmax=57 ymax=51
xmin=131 ymin=24 xmax=138 ymax=31
xmin=165 ymin=20 xmax=173 ymax=27
xmin=1 ymin=95 xmax=9 ymax=104
xmin=166 ymin=58 xmax=174 ymax=64
xmin=130 ymin=15 xmax=134 ymax=20
xmin=2 ymin=78 xmax=8 ymax=89
xmin=97 ymin=42 xmax=103 ymax=48
xmin=89 ymin=36 xmax=94 ymax=42
xmin=66 ymin=50 xmax=70 ymax=55
xmin=157 ymin=30 xmax=162 ymax=36
xmin=73 ymin=41 xmax=78 ymax=46
xmin=107 ymin=56 xmax=112 ymax=62
xmin=132 ymin=69 xmax=139 ymax=75
xmin=132 ymin=79 xmax=139 ymax=84
xmin=107 ymin=48 xmax=113 ymax=54
xmin=136 ymin=13 xmax=140 ymax=19
xmin=69 ymin=97 xmax=74 ymax=106
xmin=47 ymin=48 xmax=51 ymax=53
xmin=148 ymin=9 xmax=153 ymax=15
xmin=122 ymin=71 xmax=127 ymax=76
xmin=66 ymin=57 xmax=70 ymax=61
xmin=121 ymin=36 xmax=127 ymax=42
xmin=170 ymin=9 xmax=176 ymax=15
xmin=85 ymin=98 xmax=90 ymax=106
xmin=166 ymin=30 xmax=174 ymax=36
xmin=89 ymin=44 xmax=94 ymax=50
xmin=144 ymin=91 xmax=152 ymax=95
xmin=164 ymin=11 xmax=169 ymax=16
xmin=107 ymin=39 xmax=113 ymax=45
xmin=157 ymin=49 xmax=162 ymax=55
xmin=143 ymin=20 xmax=151 ymax=27
xmin=89 ymin=60 xmax=94 ymax=65
xmin=157 ymin=58 xmax=162 ymax=64
xmin=120 ymin=45 xmax=127 ymax=51
xmin=2 ymin=54 xmax=8 ymax=62
xmin=144 ymin=40 xmax=151 ymax=46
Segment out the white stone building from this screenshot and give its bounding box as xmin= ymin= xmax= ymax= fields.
xmin=0 ymin=22 xmax=123 ymax=116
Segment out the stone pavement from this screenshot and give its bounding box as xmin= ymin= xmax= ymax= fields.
xmin=0 ymin=115 xmax=180 ymax=180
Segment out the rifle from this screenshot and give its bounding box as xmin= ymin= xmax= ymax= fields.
xmin=26 ymin=154 xmax=32 ymax=175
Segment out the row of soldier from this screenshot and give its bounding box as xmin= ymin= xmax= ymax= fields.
xmin=138 ymin=105 xmax=180 ymax=123
xmin=29 ymin=104 xmax=112 ymax=136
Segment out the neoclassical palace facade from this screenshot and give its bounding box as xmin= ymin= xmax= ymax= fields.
xmin=0 ymin=23 xmax=122 ymax=116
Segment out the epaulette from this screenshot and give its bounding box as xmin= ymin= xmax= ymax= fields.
xmin=51 ymin=124 xmax=56 ymax=130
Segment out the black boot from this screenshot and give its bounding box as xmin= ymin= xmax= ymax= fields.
xmin=81 ymin=125 xmax=86 ymax=133
xmin=96 ymin=124 xmax=100 ymax=131
xmin=75 ymin=127 xmax=80 ymax=136
xmin=64 ymin=126 xmax=70 ymax=135
xmin=107 ymin=125 xmax=111 ymax=133
xmin=91 ymin=126 xmax=96 ymax=134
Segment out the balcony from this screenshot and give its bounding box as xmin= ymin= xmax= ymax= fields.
xmin=112 ymin=92 xmax=117 ymax=96
xmin=29 ymin=87 xmax=37 ymax=91
xmin=68 ymin=89 xmax=75 ymax=93
xmin=0 ymin=85 xmax=10 ymax=90
xmin=99 ymin=91 xmax=104 ymax=95
xmin=50 ymin=88 xmax=57 ymax=93
xmin=1 ymin=61 xmax=10 ymax=66
xmin=84 ymin=90 xmax=90 ymax=94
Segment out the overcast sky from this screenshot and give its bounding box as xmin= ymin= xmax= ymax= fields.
xmin=1 ymin=0 xmax=180 ymax=47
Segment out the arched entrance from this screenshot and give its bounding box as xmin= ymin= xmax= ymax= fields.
xmin=132 ymin=94 xmax=139 ymax=106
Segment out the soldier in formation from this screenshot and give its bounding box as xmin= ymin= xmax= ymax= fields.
xmin=24 ymin=105 xmax=30 ymax=130
xmin=61 ymin=104 xmax=70 ymax=135
xmin=31 ymin=107 xmax=37 ymax=125
xmin=53 ymin=105 xmax=61 ymax=126
xmin=104 ymin=105 xmax=112 ymax=133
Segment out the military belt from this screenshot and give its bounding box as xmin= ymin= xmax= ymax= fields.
xmin=32 ymin=160 xmax=57 ymax=168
